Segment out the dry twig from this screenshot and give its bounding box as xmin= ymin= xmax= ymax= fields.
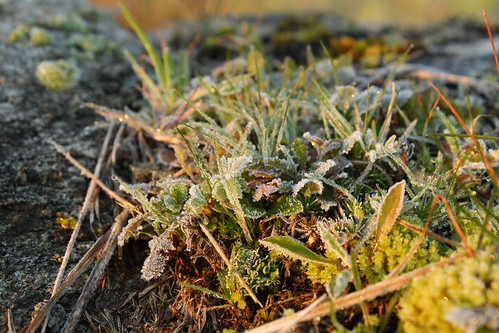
xmin=42 ymin=123 xmax=116 ymax=332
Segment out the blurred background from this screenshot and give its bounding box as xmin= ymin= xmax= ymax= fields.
xmin=91 ymin=0 xmax=499 ymax=30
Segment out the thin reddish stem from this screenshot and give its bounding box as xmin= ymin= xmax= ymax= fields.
xmin=483 ymin=10 xmax=499 ymax=73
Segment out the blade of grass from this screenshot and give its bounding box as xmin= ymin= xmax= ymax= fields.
xmin=427 ymin=133 xmax=499 ymax=141
xmin=178 ymin=281 xmax=230 ymax=301
xmin=119 ymin=2 xmax=166 ymax=88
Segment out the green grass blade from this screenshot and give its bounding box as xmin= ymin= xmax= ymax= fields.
xmin=178 ymin=281 xmax=230 ymax=301
xmin=312 ymin=78 xmax=354 ymax=138
xmin=119 ymin=2 xmax=166 ymax=88
xmin=260 ymin=236 xmax=334 ymax=265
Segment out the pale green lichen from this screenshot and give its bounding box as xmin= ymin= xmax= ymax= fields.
xmin=68 ymin=34 xmax=120 ymax=60
xmin=36 ymin=60 xmax=80 ymax=91
xmin=398 ymin=247 xmax=499 ymax=333
xmin=29 ymin=27 xmax=53 ymax=46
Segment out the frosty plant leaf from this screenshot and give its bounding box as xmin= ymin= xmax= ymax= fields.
xmin=374 ymin=180 xmax=406 ymax=247
xmin=260 ymin=236 xmax=335 ymax=265
xmin=326 ymin=269 xmax=352 ymax=299
xmin=268 ymin=195 xmax=304 ymax=216
xmin=317 ymin=222 xmax=351 ymax=268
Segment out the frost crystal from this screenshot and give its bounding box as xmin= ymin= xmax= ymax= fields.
xmin=253 ymin=179 xmax=281 ymax=201
xmin=341 ymin=130 xmax=363 ymax=154
xmin=315 ymin=159 xmax=336 ymax=176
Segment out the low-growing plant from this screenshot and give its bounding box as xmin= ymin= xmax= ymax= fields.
xmin=44 ymin=6 xmax=498 ymax=332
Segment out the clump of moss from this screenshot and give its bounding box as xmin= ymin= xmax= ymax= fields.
xmin=357 ymin=222 xmax=449 ymax=284
xmin=68 ymin=34 xmax=120 ymax=60
xmin=398 ymin=247 xmax=499 ymax=333
xmin=29 ymin=27 xmax=53 ymax=46
xmin=45 ymin=13 xmax=88 ymax=32
xmin=305 ymin=250 xmax=344 ymax=284
xmin=36 ymin=59 xmax=80 ymax=91
xmin=7 ymin=24 xmax=32 ymax=43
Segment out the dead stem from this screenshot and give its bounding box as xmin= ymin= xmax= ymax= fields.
xmin=396 ymin=218 xmax=462 ymax=248
xmin=61 ymin=210 xmax=130 ymax=332
xmin=429 ymin=82 xmax=499 ymax=188
xmin=42 ymin=123 xmax=116 ymax=333
xmin=7 ymin=309 xmax=16 ymax=333
xmin=387 ymin=194 xmax=473 ymax=280
xmin=23 ymin=231 xmax=112 ymax=333
xmin=48 ymin=138 xmax=136 ymax=212
xmin=483 ymin=10 xmax=499 ymax=73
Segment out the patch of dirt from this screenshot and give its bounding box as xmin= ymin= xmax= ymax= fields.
xmin=1 ymin=1 xmax=498 ymax=332
xmin=0 ymin=0 xmax=141 ymax=331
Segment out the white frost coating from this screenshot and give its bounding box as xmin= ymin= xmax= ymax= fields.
xmin=384 ymin=135 xmax=397 ymax=152
xmin=315 ymin=159 xmax=336 ymax=176
xmin=368 ymin=150 xmax=377 ymax=163
xmin=221 ymin=155 xmax=252 ymax=179
xmin=292 ymin=178 xmax=324 ymax=196
xmin=118 ymin=215 xmax=144 ymax=246
xmin=341 ymin=130 xmax=363 ymax=154
xmin=141 ymin=233 xmax=175 ymax=280
xmin=445 ymin=305 xmax=499 ymax=333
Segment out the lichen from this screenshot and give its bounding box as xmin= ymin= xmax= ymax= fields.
xmin=398 ymin=246 xmax=499 ymax=333
xmin=36 ymin=59 xmax=80 ymax=91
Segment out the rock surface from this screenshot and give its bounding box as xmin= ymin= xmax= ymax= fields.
xmin=0 ymin=0 xmax=140 ymax=331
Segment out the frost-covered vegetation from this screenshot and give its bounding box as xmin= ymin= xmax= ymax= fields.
xmin=90 ymin=5 xmax=499 ymax=331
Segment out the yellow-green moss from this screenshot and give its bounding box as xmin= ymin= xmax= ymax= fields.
xmin=398 ymin=247 xmax=499 ymax=333
xmin=30 ymin=27 xmax=53 ymax=46
xmin=358 ymin=223 xmax=448 ymax=284
xmin=7 ymin=24 xmax=32 ymax=43
xmin=36 ymin=60 xmax=80 ymax=91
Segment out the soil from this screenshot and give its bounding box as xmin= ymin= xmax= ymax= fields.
xmin=0 ymin=0 xmax=498 ymax=332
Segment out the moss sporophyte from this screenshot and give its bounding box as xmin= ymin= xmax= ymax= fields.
xmin=35 ymin=5 xmax=499 ymax=332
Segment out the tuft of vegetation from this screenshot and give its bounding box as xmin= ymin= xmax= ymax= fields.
xmin=37 ymin=6 xmax=498 ymax=333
